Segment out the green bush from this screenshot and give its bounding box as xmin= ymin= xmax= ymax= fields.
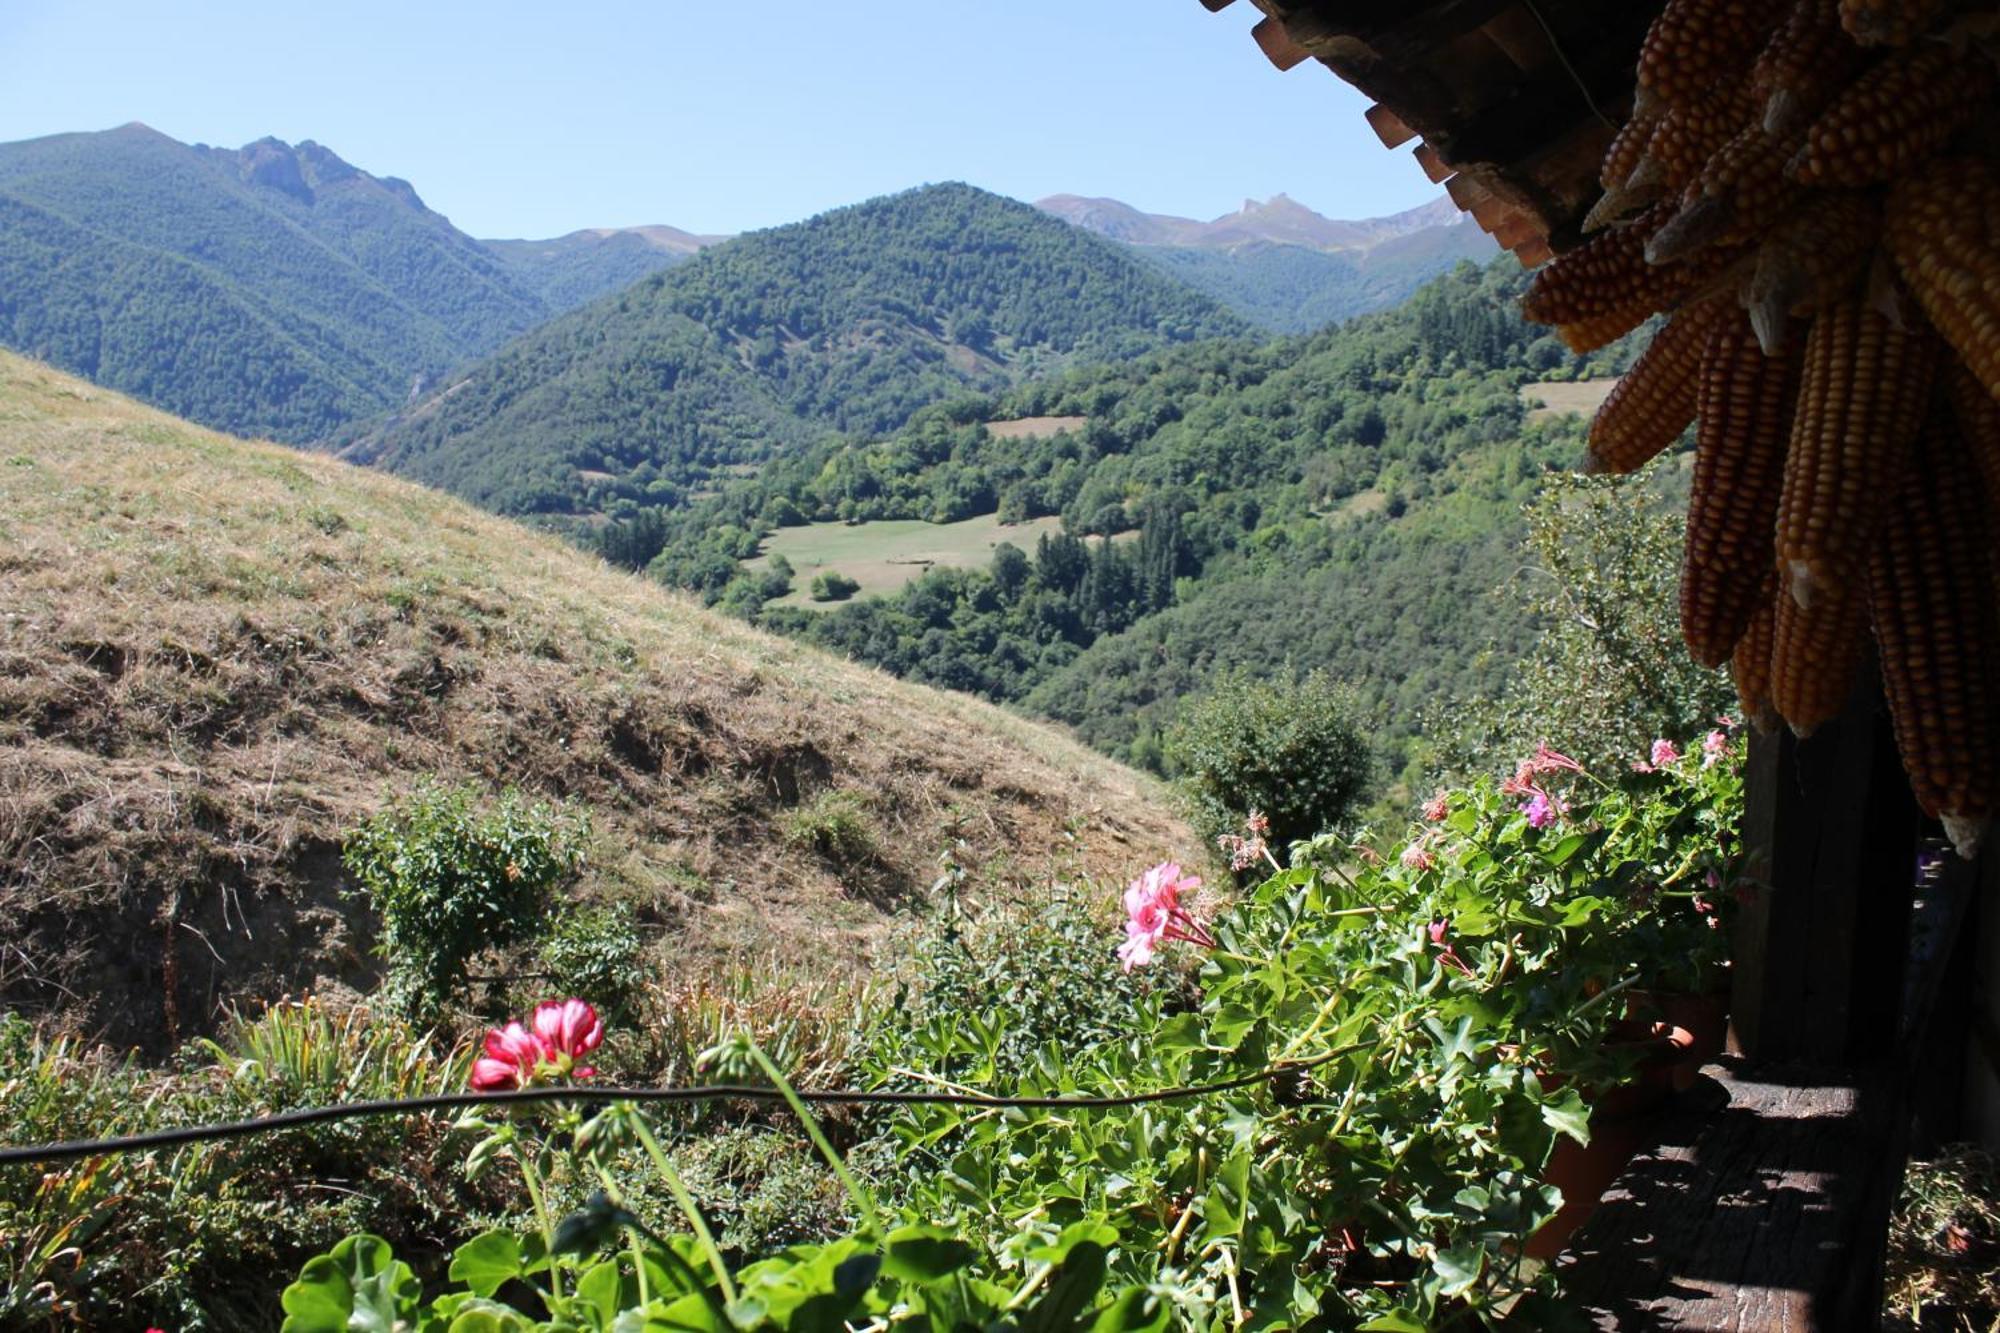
xmin=808 ymin=570 xmax=861 ymax=602
xmin=862 ymin=887 xmax=1184 ymax=1086
xmin=537 ymin=903 xmax=651 ymax=1022
xmin=1163 ymin=667 xmax=1370 ymax=851
xmin=343 ymin=781 xmax=588 ymax=1019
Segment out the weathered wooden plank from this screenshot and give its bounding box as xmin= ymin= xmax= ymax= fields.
xmin=1733 ymin=664 xmax=1917 ymax=1065
xmin=1560 ymin=1060 xmax=1903 ymax=1330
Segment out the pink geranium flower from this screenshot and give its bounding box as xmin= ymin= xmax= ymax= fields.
xmin=1650 ymin=738 xmax=1681 ymax=769
xmin=1529 ymin=742 xmax=1583 ymax=776
xmin=470 ymin=998 xmax=604 ymax=1091
xmin=1400 ymin=842 xmax=1436 ymax=872
xmin=532 ymin=998 xmax=603 ymax=1077
xmin=1703 ymin=729 xmax=1728 ymax=767
xmin=470 ymin=1021 xmax=548 ymax=1092
xmin=1521 ymin=790 xmax=1555 ymax=829
xmin=1118 ymin=861 xmax=1211 ymax=971
xmin=1421 ymin=789 xmax=1450 ymax=822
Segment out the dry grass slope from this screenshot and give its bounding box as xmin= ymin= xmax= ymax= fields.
xmin=0 ymin=352 xmax=1188 ymax=1050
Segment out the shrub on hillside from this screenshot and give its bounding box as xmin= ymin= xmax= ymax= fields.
xmin=537 ymin=903 xmax=650 ymax=1023
xmin=808 ymin=570 xmax=861 ymax=602
xmin=343 ymin=781 xmax=588 ymax=1019
xmin=1164 ymin=667 xmax=1370 ymax=852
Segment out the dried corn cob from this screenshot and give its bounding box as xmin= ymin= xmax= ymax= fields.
xmin=1789 ymin=46 xmax=1995 ymax=186
xmin=1775 ymin=300 xmax=1938 ymax=607
xmin=1771 ymin=562 xmax=1869 ymax=735
xmin=1526 ymin=206 xmax=1745 ymax=350
xmin=1732 ymin=583 xmax=1781 ymax=731
xmin=1639 ymin=0 xmax=1795 ymax=114
xmin=1602 ymin=108 xmax=1662 ymax=191
xmin=1586 ymin=298 xmax=1733 ymax=473
xmin=1650 ymin=124 xmax=1808 ymax=264
xmin=1867 ymin=407 xmax=1998 ymax=857
xmin=1682 ymin=312 xmax=1801 ymax=664
xmin=1633 ymin=87 xmax=1760 ymax=194
xmin=1840 ymin=0 xmax=1952 ymax=45
xmin=1942 ymin=356 xmax=2000 ymax=513
xmin=1754 ymin=0 xmax=1869 ymax=133
xmin=1887 ymin=157 xmax=2000 ymax=396
xmin=1741 ymin=192 xmax=1882 ymax=353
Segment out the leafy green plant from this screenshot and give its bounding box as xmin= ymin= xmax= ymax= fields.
xmin=538 ymin=904 xmax=651 ymax=1023
xmin=868 ymin=730 xmax=1745 ymax=1326
xmin=1164 ymin=666 xmax=1371 ymax=851
xmin=343 ymin=781 xmax=589 ymax=1018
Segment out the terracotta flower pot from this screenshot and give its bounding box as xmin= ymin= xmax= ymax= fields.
xmin=1523 ymin=1013 xmax=1709 ymax=1259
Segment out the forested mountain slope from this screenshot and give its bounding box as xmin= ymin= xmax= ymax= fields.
xmin=342 ymin=182 xmax=1251 ymax=516
xmin=0 ymin=350 xmax=1185 ymax=1048
xmin=483 ymin=224 xmax=727 ymax=310
xmin=637 ymin=262 xmax=1643 ymax=784
xmin=0 ymin=125 xmax=550 ymax=440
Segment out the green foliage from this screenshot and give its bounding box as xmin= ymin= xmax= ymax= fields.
xmin=0 ymin=1001 xmax=475 ymax=1329
xmin=780 ymin=791 xmax=877 ymax=866
xmin=0 ymin=126 xmax=550 ymax=442
xmin=870 ymin=735 xmax=1746 ymax=1326
xmin=806 ymin=570 xmax=859 ymax=602
xmin=343 ymin=781 xmax=589 ymax=1018
xmin=1426 ymin=464 xmax=1735 ymax=779
xmin=1164 ymin=668 xmax=1371 ymax=850
xmin=537 ymin=904 xmax=651 ymax=1023
xmin=864 ymin=889 xmax=1184 ymax=1085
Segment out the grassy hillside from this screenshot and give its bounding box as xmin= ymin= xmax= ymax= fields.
xmin=0 ymin=126 xmax=550 ymax=441
xmin=344 ymin=183 xmax=1251 ymax=518
xmin=0 ymin=351 xmax=1187 ymax=1050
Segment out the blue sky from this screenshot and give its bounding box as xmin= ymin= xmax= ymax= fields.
xmin=0 ymin=1 xmax=1441 ymax=239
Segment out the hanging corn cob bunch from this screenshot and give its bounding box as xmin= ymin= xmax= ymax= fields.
xmin=1522 ymin=0 xmax=2000 ymax=856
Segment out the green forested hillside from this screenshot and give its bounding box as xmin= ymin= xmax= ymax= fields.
xmin=0 ymin=125 xmax=550 ymax=440
xmin=483 ymin=226 xmax=720 ymax=310
xmin=638 ymin=262 xmax=1646 ymax=786
xmin=344 ymin=183 xmax=1252 ymax=515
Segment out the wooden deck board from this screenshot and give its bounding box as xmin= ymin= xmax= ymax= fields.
xmin=1558 ymin=1059 xmax=1903 ymax=1330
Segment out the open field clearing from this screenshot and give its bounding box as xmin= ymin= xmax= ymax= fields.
xmin=1520 ymin=378 xmax=1617 ymax=423
xmin=746 ymin=513 xmax=1071 ymax=607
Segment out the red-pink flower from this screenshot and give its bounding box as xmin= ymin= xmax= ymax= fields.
xmin=532 ymin=998 xmax=603 ymax=1078
xmin=1428 ymin=918 xmax=1474 ymax=977
xmin=1244 ymin=809 xmax=1270 ymax=837
xmin=1650 ymin=738 xmax=1681 ymax=769
xmin=1702 ymin=729 xmax=1728 ymax=767
xmin=470 ymin=998 xmax=604 ymax=1091
xmin=1400 ymin=842 xmax=1436 ymax=872
xmin=1118 ymin=861 xmax=1210 ymax=971
xmin=1421 ymin=789 xmax=1450 ymax=822
xmin=470 ymin=1021 xmax=547 ymax=1092
xmin=1500 ymin=761 xmax=1539 ymax=798
xmin=1529 ymin=742 xmax=1583 ymax=776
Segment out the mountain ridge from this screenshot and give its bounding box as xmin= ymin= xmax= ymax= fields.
xmin=1033 ymin=191 xmax=1467 ymax=252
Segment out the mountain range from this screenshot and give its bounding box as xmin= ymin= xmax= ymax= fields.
xmin=1037 ymin=193 xmax=1497 ymax=334
xmin=0 ymin=124 xmax=1498 ymax=445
